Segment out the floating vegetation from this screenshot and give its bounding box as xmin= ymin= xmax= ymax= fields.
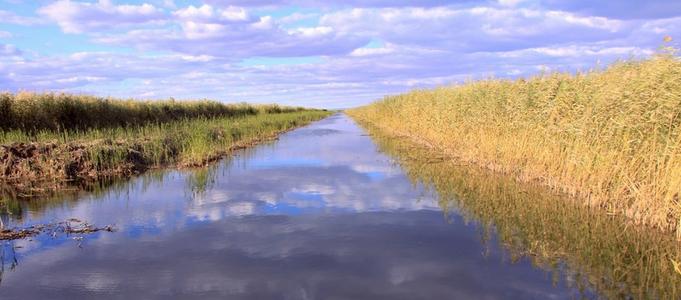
xmin=0 ymin=219 xmax=114 ymax=241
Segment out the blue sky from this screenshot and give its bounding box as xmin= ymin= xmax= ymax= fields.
xmin=0 ymin=0 xmax=679 ymax=108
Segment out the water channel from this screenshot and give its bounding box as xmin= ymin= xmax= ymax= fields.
xmin=0 ymin=114 xmax=678 ymax=299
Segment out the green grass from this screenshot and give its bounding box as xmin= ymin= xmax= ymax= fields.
xmin=349 ymin=51 xmax=681 ymax=236
xmin=2 ymin=111 xmax=331 ymax=180
xmin=0 ymin=93 xmax=332 ymax=187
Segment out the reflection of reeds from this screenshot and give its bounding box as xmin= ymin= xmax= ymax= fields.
xmin=0 ymin=137 xmax=265 ymax=222
xmin=0 ymin=172 xmax=154 ymax=221
xmin=365 ymin=123 xmax=681 ymax=299
xmin=349 ymin=51 xmax=681 ymax=235
xmin=186 ymin=165 xmax=219 ymax=197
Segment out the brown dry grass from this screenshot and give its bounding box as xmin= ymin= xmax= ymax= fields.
xmin=349 ymin=51 xmax=681 ymax=236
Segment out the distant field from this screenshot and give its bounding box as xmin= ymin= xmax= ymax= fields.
xmin=0 ymin=93 xmax=332 ymax=192
xmin=349 ymin=52 xmax=681 ymax=235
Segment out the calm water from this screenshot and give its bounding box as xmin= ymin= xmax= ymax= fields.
xmin=0 ymin=113 xmax=650 ymax=299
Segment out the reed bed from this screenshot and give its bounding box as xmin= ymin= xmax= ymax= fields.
xmin=367 ymin=129 xmax=681 ymax=299
xmin=348 ymin=52 xmax=681 ymax=235
xmin=0 ymin=93 xmax=331 ymax=190
xmin=0 ymin=92 xmax=306 ymax=132
xmin=0 ymin=111 xmax=330 ymax=183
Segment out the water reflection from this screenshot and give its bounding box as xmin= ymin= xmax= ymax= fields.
xmin=0 ymin=113 xmax=637 ymax=299
xmin=365 ymin=122 xmax=681 ymax=299
xmin=0 ymin=242 xmax=18 ymax=286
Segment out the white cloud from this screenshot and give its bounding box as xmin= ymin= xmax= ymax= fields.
xmin=38 ymin=0 xmax=165 ymax=33
xmin=0 ymin=1 xmax=678 ymax=108
xmin=180 ymin=54 xmax=216 ymax=62
xmin=161 ymin=0 xmax=176 ymax=9
xmin=180 ymin=21 xmax=227 ymax=39
xmin=173 ymin=4 xmax=215 ymax=19
xmin=92 ymin=8 xmax=366 ymax=58
xmin=0 ymin=43 xmax=20 ymax=56
xmin=320 ymin=7 xmax=631 ymax=53
xmin=288 ymin=26 xmax=333 ymax=37
xmin=541 ymin=0 xmax=681 ymax=19
xmin=174 ymin=4 xmax=247 ymax=20
xmin=497 ymin=0 xmax=529 ymax=7
xmin=350 ymin=44 xmax=396 ymax=57
xmin=221 ymin=6 xmax=249 ymax=21
xmin=525 ymin=46 xmax=653 ymax=57
xmin=252 ymin=15 xmax=274 ymax=29
xmin=0 ymin=9 xmax=45 ymax=25
xmin=278 ymin=12 xmax=319 ymax=25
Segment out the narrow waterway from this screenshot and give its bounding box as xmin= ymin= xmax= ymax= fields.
xmin=0 ymin=114 xmax=677 ymax=299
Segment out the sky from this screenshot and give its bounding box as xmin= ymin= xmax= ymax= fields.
xmin=0 ymin=0 xmax=679 ymax=108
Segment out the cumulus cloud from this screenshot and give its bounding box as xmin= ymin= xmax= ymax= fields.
xmin=89 ymin=3 xmax=368 ymax=58
xmin=320 ymin=7 xmax=631 ymax=53
xmin=0 ymin=1 xmax=678 ymax=107
xmin=541 ymin=0 xmax=681 ymax=19
xmin=0 ymin=49 xmax=234 ymax=91
xmin=173 ymin=4 xmax=251 ymax=22
xmin=37 ymin=0 xmax=166 ymax=33
xmin=204 ymin=0 xmax=479 ymax=7
xmin=0 ymin=9 xmax=45 ymax=25
xmin=0 ymin=38 xmax=660 ymax=109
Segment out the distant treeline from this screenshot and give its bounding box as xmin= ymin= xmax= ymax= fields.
xmin=0 ymin=92 xmax=307 ymax=132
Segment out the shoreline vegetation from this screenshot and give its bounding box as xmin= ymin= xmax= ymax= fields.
xmin=348 ymin=51 xmax=681 ymax=237
xmin=365 ymin=126 xmax=681 ymax=298
xmin=0 ymin=92 xmax=332 ymax=195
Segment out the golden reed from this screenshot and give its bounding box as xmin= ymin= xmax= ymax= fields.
xmin=349 ymin=48 xmax=681 ymax=237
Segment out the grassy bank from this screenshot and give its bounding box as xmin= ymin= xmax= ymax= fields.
xmin=348 ymin=53 xmax=681 ymax=235
xmin=366 ymin=127 xmax=681 ymax=299
xmin=0 ymin=93 xmax=332 ymax=192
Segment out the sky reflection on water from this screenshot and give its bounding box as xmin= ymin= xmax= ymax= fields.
xmin=0 ymin=114 xmax=585 ymax=299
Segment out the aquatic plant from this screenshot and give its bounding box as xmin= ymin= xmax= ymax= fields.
xmin=349 ymin=48 xmax=681 ymax=236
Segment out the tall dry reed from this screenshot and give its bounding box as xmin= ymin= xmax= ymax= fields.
xmin=349 ymin=51 xmax=681 ymax=235
xmin=0 ymin=92 xmax=305 ymax=132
